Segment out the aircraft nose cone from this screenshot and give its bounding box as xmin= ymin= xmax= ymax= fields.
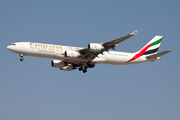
xmin=7 ymin=45 xmax=13 ymax=51
xmin=7 ymin=45 xmax=11 ymax=50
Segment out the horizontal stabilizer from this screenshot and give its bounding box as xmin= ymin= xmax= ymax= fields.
xmin=146 ymin=50 xmax=172 ymax=59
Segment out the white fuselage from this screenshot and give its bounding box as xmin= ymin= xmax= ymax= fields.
xmin=7 ymin=42 xmax=148 ymax=65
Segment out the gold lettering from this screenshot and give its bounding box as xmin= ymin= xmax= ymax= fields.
xmin=44 ymin=45 xmax=48 ymax=50
xmin=30 ymin=43 xmax=65 ymax=51
xmin=56 ymin=46 xmax=63 ymax=51
xmin=74 ymin=47 xmax=79 ymax=50
xmin=34 ymin=44 xmax=37 ymax=49
xmin=42 ymin=44 xmax=46 ymax=50
xmin=35 ymin=44 xmax=42 ymax=49
xmin=56 ymin=46 xmax=60 ymax=51
xmin=30 ymin=43 xmax=34 ymax=49
xmin=59 ymin=46 xmax=63 ymax=51
xmin=48 ymin=46 xmax=52 ymax=50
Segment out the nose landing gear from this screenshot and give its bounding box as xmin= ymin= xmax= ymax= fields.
xmin=19 ymin=54 xmax=24 ymax=61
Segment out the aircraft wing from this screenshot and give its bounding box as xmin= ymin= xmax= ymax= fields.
xmin=102 ymin=30 xmax=138 ymax=49
xmin=78 ymin=30 xmax=137 ymax=59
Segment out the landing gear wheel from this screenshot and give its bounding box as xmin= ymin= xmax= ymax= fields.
xmin=87 ymin=61 xmax=91 ymax=68
xmin=79 ymin=67 xmax=83 ymax=71
xmin=88 ymin=65 xmax=92 ymax=68
xmin=19 ymin=54 xmax=23 ymax=57
xmin=84 ymin=65 xmax=88 ymax=70
xmin=20 ymin=58 xmax=24 ymax=61
xmin=91 ymin=64 xmax=95 ymax=68
xmin=83 ymin=69 xmax=87 ymax=73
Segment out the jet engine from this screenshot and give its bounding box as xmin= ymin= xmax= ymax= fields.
xmin=60 ymin=64 xmax=75 ymax=71
xmin=65 ymin=50 xmax=80 ymax=58
xmin=51 ymin=60 xmax=66 ymax=68
xmin=88 ymin=43 xmax=104 ymax=52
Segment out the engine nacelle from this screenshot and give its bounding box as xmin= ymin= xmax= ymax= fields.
xmin=88 ymin=43 xmax=104 ymax=52
xmin=60 ymin=64 xmax=75 ymax=71
xmin=65 ymin=50 xmax=80 ymax=58
xmin=51 ymin=60 xmax=66 ymax=68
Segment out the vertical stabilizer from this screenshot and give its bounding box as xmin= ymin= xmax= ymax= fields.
xmin=138 ymin=36 xmax=163 ymax=56
xmin=127 ymin=36 xmax=163 ymax=62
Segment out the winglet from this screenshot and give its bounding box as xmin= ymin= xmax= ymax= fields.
xmin=130 ymin=30 xmax=138 ymax=36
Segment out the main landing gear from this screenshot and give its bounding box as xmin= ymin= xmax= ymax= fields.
xmin=79 ymin=66 xmax=87 ymax=73
xmin=78 ymin=61 xmax=95 ymax=73
xmin=19 ymin=54 xmax=24 ymax=61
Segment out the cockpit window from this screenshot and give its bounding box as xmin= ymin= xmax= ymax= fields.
xmin=11 ymin=44 xmax=16 ymax=45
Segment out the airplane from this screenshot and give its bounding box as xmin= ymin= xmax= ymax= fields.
xmin=7 ymin=30 xmax=171 ymax=73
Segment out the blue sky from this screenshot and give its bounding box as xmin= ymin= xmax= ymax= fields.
xmin=0 ymin=0 xmax=179 ymax=120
